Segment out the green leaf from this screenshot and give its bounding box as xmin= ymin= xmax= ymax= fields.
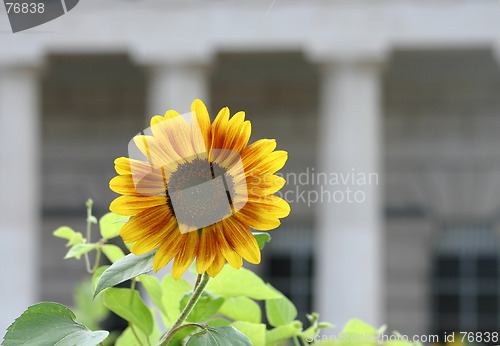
xmin=252 ymin=232 xmax=271 ymax=249
xmin=219 ymin=296 xmax=261 ymax=323
xmin=68 ymin=233 xmax=85 ymax=247
xmin=91 ymin=265 xmax=110 ymax=292
xmin=166 ymin=325 xmax=199 ymax=346
xmin=342 ymin=319 xmax=376 ymax=336
xmin=230 ymin=321 xmax=266 ymax=346
xmin=115 ymin=324 xmax=161 ymax=346
xmin=2 ymin=302 xmax=108 ymax=346
xmin=73 ymin=279 xmax=109 ymax=331
xmin=206 ymin=265 xmax=281 ymax=300
xmin=161 ymin=275 xmax=192 ymax=326
xmin=53 ymin=226 xmax=76 ymax=240
xmin=139 ymin=274 xmax=166 ymax=316
xmin=99 ymin=212 xmax=128 ymax=240
xmin=266 ymin=321 xmax=303 ymax=344
xmin=53 ymin=227 xmax=84 ymax=247
xmin=337 ymin=319 xmax=377 ymax=346
xmin=102 ymin=288 xmax=153 ymax=336
xmin=207 ymin=318 xmax=231 ymax=327
xmin=94 ymin=249 xmax=156 ymax=297
xmin=265 ymin=292 xmax=297 ymax=327
xmin=186 ymin=326 xmax=252 ymax=346
xmin=101 ymin=244 xmax=126 ymax=263
xmin=65 ymin=243 xmax=99 ymax=259
xmin=180 ymin=291 xmax=225 ymax=322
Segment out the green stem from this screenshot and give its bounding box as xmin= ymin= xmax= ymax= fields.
xmin=92 ymin=247 xmax=102 ymax=273
xmin=84 ymin=199 xmax=94 ymax=274
xmin=157 ymin=273 xmax=210 ymax=345
xmin=130 ymin=324 xmax=145 ymax=346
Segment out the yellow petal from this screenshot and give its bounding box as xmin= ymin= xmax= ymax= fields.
xmin=110 ymin=174 xmax=166 ymax=197
xmin=246 ymin=195 xmax=291 ymax=218
xmin=114 ymin=157 xmax=155 ymax=176
xmin=133 ymin=135 xmax=172 ymax=168
xmin=240 ymin=139 xmax=277 ymax=172
xmin=247 ymin=150 xmax=288 ymax=175
xmin=239 ymin=174 xmax=286 ymax=197
xmin=211 ymin=107 xmax=230 ymax=151
xmin=110 ymin=195 xmax=167 ymax=216
xmin=191 ymin=99 xmax=212 ymax=154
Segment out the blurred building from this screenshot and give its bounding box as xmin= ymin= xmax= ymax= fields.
xmin=2 ymin=0 xmax=500 ymax=339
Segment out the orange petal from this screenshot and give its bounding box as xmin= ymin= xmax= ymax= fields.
xmin=153 ymin=235 xmax=182 ymax=272
xmin=234 ymin=203 xmax=281 ymax=231
xmin=196 ymin=225 xmax=217 ymax=274
xmin=240 ymin=139 xmax=277 ymax=172
xmin=222 ymin=217 xmax=261 ymax=264
xmin=206 ymin=252 xmax=226 ymax=277
xmin=213 ymin=222 xmax=243 ymax=269
xmin=172 ymin=231 xmax=199 ymax=279
xmin=130 ymin=214 xmax=177 ymax=254
xmin=120 ymin=205 xmax=173 ymax=243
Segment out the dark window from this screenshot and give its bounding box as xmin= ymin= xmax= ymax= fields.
xmin=432 ymin=225 xmax=500 ymax=341
xmin=264 ymin=252 xmax=314 ymax=324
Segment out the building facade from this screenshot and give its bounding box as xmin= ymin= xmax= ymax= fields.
xmin=2 ymin=0 xmax=500 ymax=338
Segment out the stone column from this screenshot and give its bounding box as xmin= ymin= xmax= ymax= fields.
xmin=314 ymin=57 xmax=386 ymax=329
xmin=0 ymin=64 xmax=41 ymax=336
xmin=146 ymin=62 xmax=210 ymax=117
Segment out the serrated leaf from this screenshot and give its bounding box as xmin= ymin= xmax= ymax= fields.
xmin=102 ymin=288 xmax=153 ymax=336
xmin=252 ymin=232 xmax=271 ymax=249
xmin=266 ymin=291 xmax=297 ymax=327
xmin=206 ymin=265 xmax=281 ymax=300
xmin=2 ymin=302 xmax=108 ymax=346
xmin=186 ymin=326 xmax=252 ymax=346
xmin=94 ymin=250 xmax=156 ymax=297
xmin=99 ymin=213 xmax=128 ymax=240
xmin=219 ymin=297 xmax=261 ymax=323
xmin=180 ymin=291 xmax=225 ymax=323
xmin=65 ymin=243 xmax=99 ymax=259
xmin=101 ymin=244 xmax=126 ymax=263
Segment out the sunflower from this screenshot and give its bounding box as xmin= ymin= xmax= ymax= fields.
xmin=109 ymin=99 xmax=290 ymax=279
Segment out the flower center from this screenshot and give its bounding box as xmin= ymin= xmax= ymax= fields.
xmin=166 ymin=158 xmax=235 ymax=229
